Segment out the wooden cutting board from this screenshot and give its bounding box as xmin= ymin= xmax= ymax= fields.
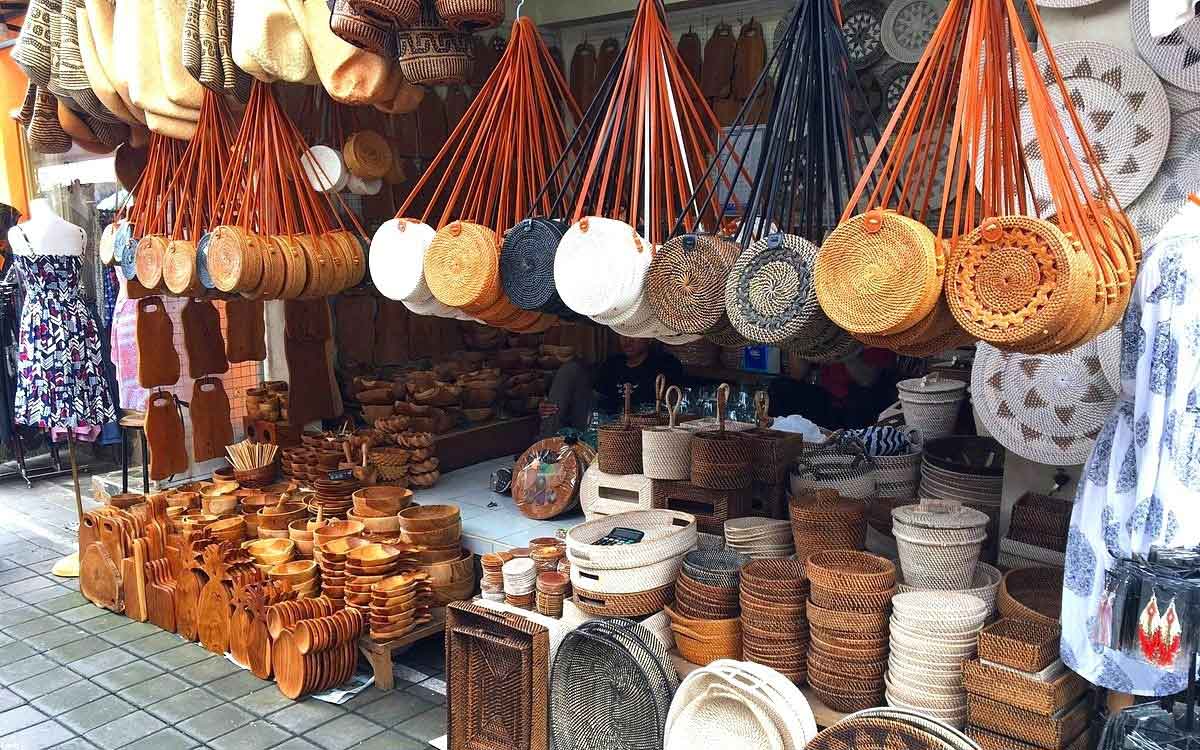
xmin=136 ymin=296 xmax=181 ymax=387
xmin=144 ymin=391 xmax=188 ymax=480
xmin=181 ymin=298 xmax=229 ymax=377
xmin=190 ymin=377 xmax=233 ymax=463
xmin=81 ymin=542 xmax=124 ymax=612
xmin=225 ymin=298 xmax=266 ymax=363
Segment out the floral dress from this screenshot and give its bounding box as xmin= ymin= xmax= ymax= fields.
xmin=12 ymin=252 xmax=116 ymax=436
xmin=1061 ymin=201 xmax=1200 ymax=695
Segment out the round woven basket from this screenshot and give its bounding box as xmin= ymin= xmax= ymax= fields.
xmin=598 ymin=385 xmax=644 ymax=475
xmin=343 ymin=131 xmax=393 ymax=180
xmin=691 ymin=384 xmax=752 ymax=490
xmin=435 ymin=0 xmax=504 ymax=31
xmin=647 ymin=234 xmax=741 ymax=335
xmin=997 ymin=566 xmax=1062 ymax=626
xmin=347 ymin=0 xmax=421 ymax=26
xmin=424 ymin=221 xmax=502 ymax=310
xmin=897 ymin=561 xmax=1001 ymax=614
xmin=331 ymin=0 xmax=396 ymax=56
xmin=397 ymin=20 xmax=474 ymax=86
xmin=500 ymin=218 xmax=571 ymax=313
xmin=806 ymin=550 xmax=897 ymax=594
xmin=725 ymin=233 xmax=827 ymax=345
xmin=135 ymin=234 xmax=168 ymax=289
xmin=162 ymin=240 xmax=202 ymax=296
xmin=566 ymin=509 xmax=697 ymax=594
xmin=642 ymin=386 xmax=693 ymax=480
xmin=816 ymin=210 xmax=941 ymax=336
xmin=892 ymin=501 xmax=989 ymax=589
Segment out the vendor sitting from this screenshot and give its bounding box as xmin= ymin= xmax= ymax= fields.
xmin=539 ymin=336 xmax=684 ymax=433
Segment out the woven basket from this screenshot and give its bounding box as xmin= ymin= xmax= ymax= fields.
xmin=725 ymin=233 xmax=827 ymax=345
xmin=566 ymin=510 xmax=697 ymax=595
xmin=810 ymin=584 xmax=895 ymax=614
xmin=892 ymin=501 xmax=989 ymax=589
xmin=789 ymin=491 xmax=868 ymax=558
xmin=397 ymin=18 xmax=474 ymax=86
xmin=331 ymin=0 xmax=396 ymax=56
xmin=500 ymin=218 xmax=571 ymax=314
xmin=579 ymin=465 xmax=661 ymax=519
xmin=806 ymin=600 xmax=888 ymax=633
xmin=642 ymin=386 xmax=693 ymax=480
xmin=434 ymin=0 xmax=503 ymax=31
xmin=997 ymin=567 xmax=1062 ymax=626
xmin=424 ymin=221 xmax=502 ymax=310
xmin=897 ymin=373 xmax=966 ymax=441
xmin=806 ymin=550 xmax=897 ymax=594
xmin=347 ymin=0 xmax=421 ymax=25
xmin=967 ymin=695 xmax=1088 ymax=750
xmin=872 ymin=450 xmax=922 ymax=499
xmin=962 ymin=659 xmax=1087 ymax=717
xmin=599 ymin=385 xmax=644 ymax=475
xmin=968 ymin=726 xmax=1089 ymax=750
xmin=646 ymin=234 xmax=741 ymax=335
xmin=573 ymin=581 xmax=675 ymax=618
xmin=897 ymin=561 xmax=1002 ymax=614
xmin=790 ymin=438 xmax=878 ymax=499
xmin=978 ymin=618 xmax=1060 ymax=673
xmin=690 ymin=384 xmax=752 ymax=490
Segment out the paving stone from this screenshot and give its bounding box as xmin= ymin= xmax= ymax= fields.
xmin=31 ymin=681 xmax=108 ymax=716
xmin=76 ymin=611 xmax=129 ymax=634
xmin=67 ymin=646 xmax=138 ymax=677
xmin=0 ymin=704 xmax=46 ymax=736
xmin=0 ymin=567 xmax=38 ymax=586
xmin=117 ymin=672 xmax=191 ymax=706
xmin=46 ymin=739 xmax=99 ymax=750
xmin=0 ymin=688 xmax=21 ymax=712
xmin=2 ymin=654 xmax=58 ymax=685
xmin=6 ymin=546 xmax=61 ymax=566
xmin=239 ymin=685 xmax=296 ymax=716
xmin=207 ymin=719 xmax=292 ymax=750
xmin=0 ymin=641 xmax=37 ymax=667
xmin=124 ymin=630 xmax=185 ymax=657
xmin=57 ymin=693 xmax=134 ymax=733
xmin=97 ymin=620 xmax=158 ymax=645
xmin=2 ymin=614 xmax=67 ymax=639
xmin=353 ymin=691 xmax=435 ymax=728
xmin=44 ymin=636 xmax=109 ymax=665
xmin=2 ymin=575 xmax=57 ymax=596
xmin=396 ymin=706 xmax=448 ymax=743
xmin=119 ymin=727 xmax=198 ymax=750
xmin=407 ymin=680 xmax=447 ymax=706
xmin=271 ymin=739 xmax=323 ymax=750
xmin=55 ymin=603 xmax=107 ymax=624
xmin=0 ymin=596 xmax=24 ymax=614
xmin=207 ymin=669 xmax=274 ymax=699
xmin=10 ymin=665 xmax=77 ymax=700
xmin=25 ymin=624 xmax=91 ymax=651
xmin=146 ymin=687 xmax=224 ymax=724
xmin=347 ymin=729 xmax=428 ymax=750
xmin=34 ymin=592 xmax=89 ymax=614
xmin=305 ymin=713 xmax=387 ymax=750
xmin=92 ymin=659 xmax=164 ymax=692
xmin=0 ymin=719 xmax=75 ymax=749
xmin=176 ymin=654 xmax=241 ymax=685
xmin=16 ymin=584 xmax=75 ymax=605
xmin=0 ymin=607 xmax=44 ymax=628
xmin=87 ymin=710 xmax=166 ymax=750
xmin=176 ymin=703 xmax=254 ymax=743
xmin=270 ymin=699 xmax=347 ymax=734
xmin=147 ymin=642 xmax=211 ymax=670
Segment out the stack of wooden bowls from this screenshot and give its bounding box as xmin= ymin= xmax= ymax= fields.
xmin=200 ymin=483 xmax=238 ymax=514
xmin=268 ymin=560 xmax=319 ymax=598
xmin=316 ymin=536 xmax=369 ymax=609
xmin=805 ymin=550 xmax=896 ymax=713
xmin=257 ymin=499 xmax=308 ymax=540
xmin=348 ymin=487 xmax=414 ymax=538
xmin=345 ymin=543 xmax=423 ymax=618
xmin=208 ymin=516 xmax=246 ymax=544
xmin=369 ymin=571 xmax=434 ymax=641
xmin=740 ymin=558 xmax=810 ymax=684
xmin=288 ymin=519 xmax=319 ymax=558
xmin=312 ymin=520 xmax=365 ymax=548
xmin=311 ymin=476 xmax=361 ymax=517
xmin=244 ymin=538 xmax=295 ymax=574
xmin=401 ymin=505 xmax=467 ymax=572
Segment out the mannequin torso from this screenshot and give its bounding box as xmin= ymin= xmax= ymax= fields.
xmin=7 ymin=199 xmax=85 ymax=257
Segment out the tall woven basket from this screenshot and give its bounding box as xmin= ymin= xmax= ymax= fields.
xmin=598 ymin=384 xmax=643 ymax=475
xmin=628 ymin=374 xmax=669 ymax=427
xmin=736 ymin=391 xmax=806 ymax=485
xmin=690 ymin=384 xmax=752 ymax=490
xmin=642 ymin=386 xmax=693 ymax=480
xmin=397 ymin=0 xmax=474 ymax=86
xmin=897 ymin=373 xmax=966 ymax=441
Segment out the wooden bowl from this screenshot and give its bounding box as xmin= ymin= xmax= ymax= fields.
xmin=347 ymin=510 xmax=402 ymax=534
xmin=257 ymin=526 xmax=290 ymax=539
xmin=312 ymin=520 xmax=365 ymax=546
xmin=289 ymin=519 xmax=316 ymax=542
xmin=202 ymin=495 xmax=239 ymax=515
xmin=421 ymin=551 xmax=474 ymax=586
xmin=401 ymin=522 xmax=462 ymax=547
xmin=180 ymin=514 xmax=220 ymax=530
xmin=318 ymin=536 xmax=369 ymax=561
xmin=200 ymin=481 xmax=239 ymax=497
xmin=397 ymin=504 xmax=461 ymax=531
xmin=346 ymin=543 xmax=404 ymax=568
xmin=352 ymin=486 xmax=413 ymax=516
xmin=269 ymin=560 xmax=318 ymax=584
xmin=294 ymin=539 xmax=314 ymax=557
xmin=257 ymin=503 xmax=307 ymax=530
xmin=245 ymin=538 xmax=295 ymax=564
xmin=416 ymin=544 xmax=465 ymax=564
xmin=208 ymin=516 xmax=246 ymax=540
xmin=107 ymin=493 xmax=145 ymax=509
xmin=214 ymin=466 xmax=237 ymax=482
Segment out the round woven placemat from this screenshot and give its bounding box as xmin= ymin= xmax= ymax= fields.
xmin=647 ymin=234 xmax=740 ymax=334
xmin=1132 ymin=0 xmax=1200 ymax=94
xmin=839 ymin=0 xmax=887 ymax=70
xmin=881 ymin=0 xmax=946 ymax=64
xmin=1125 ymin=110 xmax=1200 ymax=240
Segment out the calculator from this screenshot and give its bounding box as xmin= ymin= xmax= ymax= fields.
xmin=595 ymin=528 xmax=645 ymax=546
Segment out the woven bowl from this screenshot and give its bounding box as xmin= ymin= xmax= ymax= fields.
xmin=805 ymin=550 xmax=896 ymax=593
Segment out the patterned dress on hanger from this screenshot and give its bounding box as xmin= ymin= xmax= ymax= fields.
xmin=12 ymin=252 xmax=116 ymax=437
xmin=1061 ymin=201 xmax=1200 ymax=695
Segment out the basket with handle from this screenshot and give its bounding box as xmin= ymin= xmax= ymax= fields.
xmin=565 ymin=509 xmax=698 ymax=595
xmin=789 ymin=435 xmax=877 ymax=499
xmin=642 ymin=386 xmax=693 ymax=480
xmin=690 ymin=384 xmax=752 ymax=490
xmin=598 ymin=384 xmax=644 ymax=475
xmin=628 ymin=374 xmax=669 ymax=428
xmin=734 ymin=391 xmax=806 ymax=486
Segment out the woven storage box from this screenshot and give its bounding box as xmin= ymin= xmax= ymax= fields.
xmin=750 ymin=481 xmax=788 ymax=521
xmin=893 ymin=501 xmax=989 ymax=589
xmin=580 ymin=466 xmax=662 ymax=519
xmin=968 ymin=726 xmax=1089 ymax=750
xmin=998 ymin=567 xmax=1062 ymax=626
xmin=446 ymin=601 xmax=549 ymax=750
xmin=641 ymin=386 xmax=693 ymax=480
xmin=1008 ymin=493 xmax=1072 ymax=549
xmin=979 ymin=618 xmax=1061 ymax=673
xmin=737 ymin=427 xmax=806 ymax=486
xmin=565 ymin=510 xmax=697 ymax=596
xmin=598 ymin=385 xmax=644 ymax=475
xmin=655 ymin=481 xmax=751 ymax=535
xmin=897 ymin=373 xmax=967 ymax=441
xmin=967 ymin=695 xmax=1088 ymax=750
xmin=962 ymin=659 xmax=1087 ymax=716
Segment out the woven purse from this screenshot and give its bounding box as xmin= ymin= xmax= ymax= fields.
xmin=500 ymin=218 xmax=573 ymax=315
xmin=330 ymin=0 xmax=395 ymax=57
xmin=397 ymin=0 xmax=473 ymax=86
xmin=598 ymin=385 xmax=644 ymax=475
xmin=424 ymin=221 xmax=503 ymax=310
xmin=647 ymin=234 xmax=741 ymax=335
xmin=642 ymin=387 xmax=693 ymax=480
xmin=346 ymin=0 xmax=420 ymax=26
xmin=690 ymin=385 xmax=752 ymax=490
xmin=435 ymin=0 xmax=503 ymax=32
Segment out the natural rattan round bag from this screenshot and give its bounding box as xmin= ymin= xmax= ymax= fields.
xmin=725 ymin=233 xmax=827 ymax=344
xmin=135 ymin=234 xmax=169 ymax=289
xmin=816 ymin=211 xmax=941 ymax=335
xmin=162 ymin=240 xmax=203 ymax=296
xmin=424 ymin=221 xmax=502 ymax=310
xmin=647 ymin=234 xmax=741 ymax=335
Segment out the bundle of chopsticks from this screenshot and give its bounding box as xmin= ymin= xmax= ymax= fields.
xmin=225 ymin=439 xmax=279 ymax=471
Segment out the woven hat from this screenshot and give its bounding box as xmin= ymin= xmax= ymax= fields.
xmin=881 ymin=0 xmax=946 ymax=64
xmin=725 ymin=233 xmax=827 ymax=345
xmin=972 ymin=333 xmax=1119 ymax=466
xmin=555 ymin=217 xmax=652 ymax=320
xmin=369 ymin=218 xmax=435 ymax=303
xmin=1132 ymin=0 xmax=1200 ymax=94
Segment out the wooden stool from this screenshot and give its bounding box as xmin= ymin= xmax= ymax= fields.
xmin=356 ymin=608 xmax=446 ymax=690
xmin=118 ymin=410 xmax=150 ymax=494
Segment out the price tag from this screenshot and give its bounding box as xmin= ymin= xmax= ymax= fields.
xmin=327 ymin=469 xmax=354 ymax=482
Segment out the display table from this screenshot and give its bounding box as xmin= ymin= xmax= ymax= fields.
xmin=358 ymin=608 xmax=447 ymax=690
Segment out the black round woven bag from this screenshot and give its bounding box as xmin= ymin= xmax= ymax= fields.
xmin=500 ymin=217 xmax=573 ymax=314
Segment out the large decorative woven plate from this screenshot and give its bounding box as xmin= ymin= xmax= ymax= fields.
xmin=840 ymin=0 xmax=887 ymax=70
xmin=972 ymin=333 xmax=1118 ymax=465
xmin=1013 ymin=41 xmax=1169 ymax=214
xmin=1132 ymin=0 xmax=1200 ymax=94
xmin=881 ymin=0 xmax=946 ymax=64
xmin=806 ymin=712 xmax=975 ymax=750
xmin=1164 ymin=82 xmax=1200 ymax=115
xmin=878 ymin=62 xmax=917 ymax=115
xmin=1125 ymin=110 xmax=1200 ymax=240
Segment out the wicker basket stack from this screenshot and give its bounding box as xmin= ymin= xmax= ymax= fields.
xmin=886 ymin=591 xmax=990 ymax=729
xmin=724 ymin=517 xmax=794 ymax=559
xmin=897 ymin=561 xmax=1003 ymax=616
xmin=965 ymin=619 xmax=1090 ymax=750
xmin=789 ymin=490 xmax=867 ymax=562
xmin=998 ymin=493 xmax=1072 ymax=570
xmin=806 ymin=551 xmax=896 ymax=713
xmin=892 ymin=501 xmax=990 ymax=589
xmin=921 ymin=436 xmax=1006 ymax=562
xmin=740 ymin=559 xmax=809 ymax=684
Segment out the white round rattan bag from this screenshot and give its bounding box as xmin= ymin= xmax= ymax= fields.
xmin=369 ymin=218 xmax=436 ymax=303
xmin=555 ymin=217 xmax=652 ymax=319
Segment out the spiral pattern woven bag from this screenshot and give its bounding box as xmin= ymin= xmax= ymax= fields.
xmin=647 ymin=234 xmax=741 ymax=335
xmin=723 ymin=232 xmax=830 ymax=345
xmin=424 ymin=221 xmax=503 ymax=310
xmin=500 ymin=217 xmax=572 ymax=314
xmin=690 ymin=384 xmax=752 ymax=490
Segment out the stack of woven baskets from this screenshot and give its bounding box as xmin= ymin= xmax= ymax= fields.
xmin=790 ymin=440 xmax=878 ymax=500
xmin=892 ymin=501 xmax=990 ymax=591
xmin=886 ymin=591 xmax=989 ymax=729
xmin=789 ymin=490 xmax=867 ymax=563
xmin=667 ymin=549 xmax=746 ymax=666
xmin=921 ymin=436 xmax=1006 ymax=560
xmin=999 ymin=493 xmax=1071 ymax=570
xmin=806 ymin=551 xmax=896 ymax=713
xmin=740 ymin=559 xmax=809 ymax=684
xmin=964 ymin=619 xmax=1090 ymax=750
xmin=566 ymin=510 xmax=698 ymax=618
xmin=723 ymin=517 xmax=794 ymax=559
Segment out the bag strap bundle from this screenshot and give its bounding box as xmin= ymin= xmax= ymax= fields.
xmin=126 ymin=133 xmax=187 ymax=294
xmin=818 ymin=0 xmax=1138 ymax=356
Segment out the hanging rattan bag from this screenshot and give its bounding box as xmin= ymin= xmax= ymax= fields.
xmin=690 ymin=384 xmax=752 ymax=490
xmin=500 ymin=217 xmax=572 ymax=315
xmin=329 ymin=0 xmax=395 ymax=57
xmin=642 ymin=386 xmax=693 ymax=481
xmin=135 ymin=234 xmax=169 ymax=289
xmin=598 ymin=385 xmax=644 ymax=475
xmin=725 ymin=233 xmax=828 ymax=345
xmin=369 ymin=218 xmax=435 ymax=304
xmin=423 ymin=221 xmax=503 ymax=311
xmin=435 ymin=0 xmax=503 ymax=31
xmin=555 ymin=217 xmax=652 ymax=321
xmin=347 ymin=0 xmax=419 ymax=26
xmin=397 ymin=0 xmax=473 ymax=86
xmin=647 ymin=234 xmax=741 ymax=335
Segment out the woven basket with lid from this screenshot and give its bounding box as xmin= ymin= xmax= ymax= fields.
xmin=897 ymin=372 xmax=966 ymax=442
xmin=892 ymin=500 xmax=989 ymax=589
xmin=642 ymin=386 xmax=693 ymax=480
xmin=690 ymin=384 xmax=752 ymax=490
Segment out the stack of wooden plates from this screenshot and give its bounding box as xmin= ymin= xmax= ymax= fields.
xmin=345 ymin=543 xmax=424 ymax=617
xmin=315 ymin=536 xmax=369 ymax=609
xmin=369 ymin=571 xmax=434 ymax=641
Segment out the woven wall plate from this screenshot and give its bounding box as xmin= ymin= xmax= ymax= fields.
xmin=647 ymin=234 xmax=740 ymax=335
xmin=369 ymin=218 xmax=435 ymax=303
xmin=1125 ymin=110 xmax=1200 ymax=240
xmin=555 ymin=217 xmax=652 ymax=319
xmin=1013 ymin=41 xmax=1169 ymax=213
xmin=878 ymin=61 xmax=917 ymax=115
xmin=881 ymin=0 xmax=946 ymax=65
xmin=840 ymin=0 xmax=886 ymax=70
xmin=972 ymin=335 xmax=1118 ymax=465
xmin=1132 ymin=0 xmax=1200 ymax=93
xmin=725 ymin=233 xmax=825 ymax=344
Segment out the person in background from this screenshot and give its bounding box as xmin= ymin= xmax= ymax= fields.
xmin=539 ymin=336 xmax=684 ymax=433
xmin=769 ymin=347 xmax=898 ymax=429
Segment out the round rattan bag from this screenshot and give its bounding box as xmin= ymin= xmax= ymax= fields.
xmin=725 ymin=233 xmax=827 ymax=344
xmin=370 ymin=219 xmax=436 ymax=303
xmin=816 ymin=211 xmax=941 ymax=336
xmin=555 ymin=217 xmax=652 ymax=320
xmin=135 ymin=234 xmax=169 ymax=289
xmin=435 ymin=0 xmax=503 ymax=31
xmin=500 ymin=217 xmax=571 ymax=314
xmin=162 ymin=240 xmax=203 ymax=296
xmin=647 ymin=234 xmax=741 ymax=335
xmin=397 ymin=2 xmax=474 ymax=86
xmin=424 ymin=221 xmax=502 ymax=311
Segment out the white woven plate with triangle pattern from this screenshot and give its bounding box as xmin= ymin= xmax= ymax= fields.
xmin=1132 ymin=0 xmax=1200 ymax=93
xmin=1125 ymin=109 xmax=1200 ymax=241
